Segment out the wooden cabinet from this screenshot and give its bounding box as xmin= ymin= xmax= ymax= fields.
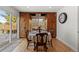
xmin=46 ymin=13 xmax=56 ymax=38
xmin=19 ymin=12 xmax=30 ymax=38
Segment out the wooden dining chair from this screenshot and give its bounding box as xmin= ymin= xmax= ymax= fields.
xmin=34 ymin=33 xmax=48 ymax=52
xmin=25 ymin=30 xmax=33 ymax=48
xmin=47 ymin=30 xmax=53 ymax=47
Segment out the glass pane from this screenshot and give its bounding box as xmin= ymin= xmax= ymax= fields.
xmin=31 ymin=16 xmax=47 ymax=30
xmin=5 ymin=15 xmax=10 ymax=34
xmin=0 ymin=10 xmax=10 ymax=40
xmin=0 ymin=9 xmax=10 ymax=51
xmin=12 ymin=16 xmax=17 ymax=40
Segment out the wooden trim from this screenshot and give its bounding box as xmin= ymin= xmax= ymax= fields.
xmin=56 ymin=37 xmax=76 ymax=52
xmin=20 ymin=12 xmax=56 ymax=14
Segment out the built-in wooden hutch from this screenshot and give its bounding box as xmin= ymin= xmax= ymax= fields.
xmin=19 ymin=12 xmax=57 ymax=38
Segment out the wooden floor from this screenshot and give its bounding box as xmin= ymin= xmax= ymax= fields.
xmin=25 ymin=38 xmax=74 ymax=52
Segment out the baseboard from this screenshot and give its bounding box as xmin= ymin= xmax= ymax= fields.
xmin=56 ymin=37 xmax=78 ymax=52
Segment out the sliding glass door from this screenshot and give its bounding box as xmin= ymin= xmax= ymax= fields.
xmin=0 ymin=9 xmax=17 ymax=43
xmin=0 ymin=10 xmax=10 ymax=42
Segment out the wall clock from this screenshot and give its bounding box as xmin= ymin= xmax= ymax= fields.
xmin=58 ymin=12 xmax=67 ymax=24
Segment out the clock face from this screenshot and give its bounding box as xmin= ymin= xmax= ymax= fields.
xmin=58 ymin=13 xmax=67 ymax=24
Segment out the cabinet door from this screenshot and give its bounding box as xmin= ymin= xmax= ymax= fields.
xmin=19 ymin=13 xmax=30 ymax=38
xmin=47 ymin=13 xmax=56 ymax=38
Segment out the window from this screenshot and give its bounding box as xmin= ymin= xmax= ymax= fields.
xmin=12 ymin=16 xmax=17 ymax=39
xmin=31 ymin=16 xmax=47 ymax=30
xmin=0 ymin=10 xmax=10 ymax=49
xmin=0 ymin=12 xmax=10 ymax=34
xmin=12 ymin=16 xmax=17 ymax=34
xmin=0 ymin=9 xmax=17 ymax=43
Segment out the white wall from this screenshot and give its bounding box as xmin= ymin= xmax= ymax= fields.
xmin=57 ymin=6 xmax=78 ymax=51
xmin=76 ymin=7 xmax=79 ymax=51
xmin=0 ymin=6 xmax=19 ymax=39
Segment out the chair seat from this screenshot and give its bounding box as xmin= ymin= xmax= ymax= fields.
xmin=36 ymin=42 xmax=46 ymax=46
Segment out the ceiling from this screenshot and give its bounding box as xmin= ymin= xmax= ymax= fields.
xmin=13 ymin=6 xmax=63 ymax=12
